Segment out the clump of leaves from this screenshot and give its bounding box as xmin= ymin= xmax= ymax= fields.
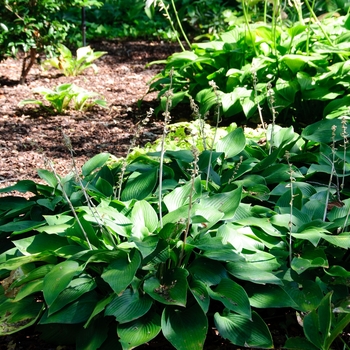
xmin=0 ymin=116 xmax=349 ymax=349
xmin=42 ymin=44 xmax=107 ymax=77
xmin=148 ymin=13 xmax=350 ymax=127
xmin=18 ymin=83 xmax=108 ymax=113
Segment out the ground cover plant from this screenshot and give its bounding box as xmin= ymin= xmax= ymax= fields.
xmin=0 ymin=0 xmax=350 ymax=349
xmin=0 ymin=110 xmax=349 ymax=349
xmin=148 ymin=2 xmax=350 ymax=127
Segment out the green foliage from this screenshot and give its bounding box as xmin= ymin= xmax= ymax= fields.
xmin=42 ymin=44 xmax=107 ymax=77
xmin=18 ymin=83 xmax=108 ymax=113
xmin=149 ymin=13 xmax=350 ymax=127
xmin=0 ymin=0 xmax=102 ymax=82
xmin=0 ymin=117 xmax=349 ymax=348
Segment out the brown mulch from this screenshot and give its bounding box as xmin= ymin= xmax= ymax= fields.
xmin=0 ymin=40 xmax=182 ymax=194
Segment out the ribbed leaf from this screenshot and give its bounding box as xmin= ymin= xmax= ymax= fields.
xmin=118 ymin=310 xmax=161 ymax=349
xmin=43 ymin=260 xmax=81 ymax=307
xmin=121 ymin=169 xmax=158 ymax=201
xmin=214 ymin=310 xmax=273 ymax=348
xmin=162 ymin=302 xmax=208 ymax=350
xmin=209 ymin=278 xmax=251 ymax=318
xmin=82 ymin=153 xmax=110 ymax=177
xmin=101 ymin=249 xmax=141 ymax=295
xmin=105 ymin=289 xmax=153 ymax=323
xmin=216 ymin=127 xmax=246 ymax=158
xmin=144 ymin=268 xmax=188 ymax=306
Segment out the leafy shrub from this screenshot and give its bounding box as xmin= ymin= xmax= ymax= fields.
xmin=0 ymin=117 xmax=349 ymax=349
xmin=42 ymin=44 xmax=107 ymax=77
xmin=148 ymin=13 xmax=350 ymax=127
xmin=0 ymin=0 xmax=102 ymax=83
xmin=18 ymin=83 xmax=108 ymax=113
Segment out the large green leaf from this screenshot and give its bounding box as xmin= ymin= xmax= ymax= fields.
xmin=144 ymin=268 xmax=189 ymax=306
xmin=39 ymin=291 xmax=98 ymax=324
xmin=82 ymin=153 xmax=110 ymax=177
xmin=105 ymin=289 xmax=153 ymax=323
xmin=163 ymin=176 xmax=202 ymax=212
xmin=302 ymin=118 xmax=349 ymax=143
xmin=43 ymin=260 xmax=82 ymax=307
xmin=245 ymin=284 xmax=299 ymax=309
xmin=130 ymin=200 xmax=159 ymax=239
xmin=121 ymin=169 xmax=158 ymax=201
xmin=209 ymin=278 xmax=251 ymax=318
xmin=162 ymin=302 xmax=208 ymax=350
xmin=189 ymin=279 xmax=210 ymax=314
xmin=303 ymin=292 xmax=333 ymax=350
xmin=117 ymin=310 xmax=161 ymax=349
xmin=214 ymin=310 xmax=273 ymax=348
xmin=200 ymin=186 xmax=242 ymax=220
xmin=216 ymin=127 xmax=246 ymax=158
xmin=188 ymin=257 xmax=228 ymax=286
xmin=0 ymin=295 xmax=44 ymax=335
xmin=48 ymin=276 xmax=97 ymax=315
xmin=101 ymin=249 xmax=141 ymax=295
xmin=226 ymin=260 xmax=282 ymax=285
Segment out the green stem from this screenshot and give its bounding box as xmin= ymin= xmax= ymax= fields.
xmin=161 ymin=1 xmax=185 ymax=51
xmin=242 ymin=0 xmax=258 ymax=57
xmin=304 ymin=0 xmax=335 ymax=47
xmin=170 ymin=0 xmax=191 ymax=49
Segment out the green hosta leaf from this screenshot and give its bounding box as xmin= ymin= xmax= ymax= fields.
xmin=0 ymin=295 xmax=44 ymax=335
xmin=144 ymin=268 xmax=189 ymax=306
xmin=105 ymin=289 xmax=153 ymax=323
xmin=0 ymin=220 xmax=44 ymax=234
xmin=163 ymin=176 xmax=202 ymax=212
xmin=48 ymin=276 xmax=97 ymax=316
xmin=43 ymin=260 xmax=82 ymax=307
xmin=209 ymin=278 xmax=251 ymax=318
xmin=246 ymin=284 xmax=299 ymax=309
xmin=303 ymin=292 xmax=333 ymax=349
xmin=37 ymin=169 xmax=58 ymax=187
xmin=14 ymin=233 xmax=69 ymax=254
xmin=323 ymin=95 xmax=350 ymax=119
xmin=321 ymin=232 xmax=350 ymax=249
xmin=121 ymin=169 xmax=158 ymax=201
xmin=10 ymin=264 xmax=54 ymax=289
xmin=226 ymin=261 xmax=282 ymax=285
xmin=281 ymin=54 xmax=325 ymax=74
xmin=302 ymin=118 xmax=349 ymax=143
xmin=216 ymin=127 xmax=246 ymax=158
xmin=283 ymin=280 xmax=323 ymax=312
xmin=82 ymin=153 xmax=110 ymax=177
xmin=162 ymin=302 xmax=208 ymax=350
xmin=200 ymin=186 xmax=242 ymax=220
xmin=39 ymin=291 xmax=98 ymax=324
xmin=214 ymin=310 xmax=273 ymax=348
xmin=130 ymin=200 xmax=158 ymax=239
xmin=118 ymin=310 xmax=161 ymax=349
xmin=101 ymin=249 xmax=141 ymax=295
xmin=188 ymin=258 xmax=228 ymax=286
xmin=0 ymin=180 xmax=37 ymax=195
xmin=189 ymin=279 xmax=210 ymax=314
xmin=284 ymin=336 xmax=319 ymax=350
xmin=14 ymin=280 xmax=43 ymax=301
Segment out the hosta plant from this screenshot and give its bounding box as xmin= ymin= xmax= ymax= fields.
xmin=148 ymin=12 xmax=350 ymax=127
xmin=0 ymin=116 xmax=349 ymax=349
xmin=42 ymin=44 xmax=107 ymax=77
xmin=18 ymin=83 xmax=108 ymax=113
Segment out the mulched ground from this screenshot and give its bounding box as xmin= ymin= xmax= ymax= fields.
xmin=0 ymin=40 xmax=183 ymax=194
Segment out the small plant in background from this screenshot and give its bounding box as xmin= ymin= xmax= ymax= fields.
xmin=18 ymin=83 xmax=108 ymax=113
xmin=0 ymin=0 xmax=102 ymax=83
xmin=42 ymin=44 xmax=107 ymax=77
